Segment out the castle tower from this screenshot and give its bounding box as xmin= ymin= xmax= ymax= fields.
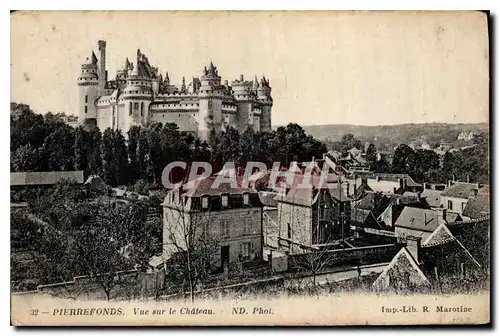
xmin=120 ymin=50 xmax=153 ymax=130
xmin=232 ymin=74 xmax=256 ymax=132
xmin=77 ymin=52 xmax=99 ymax=128
xmin=97 ymin=40 xmax=107 ymax=95
xmin=257 ymin=76 xmax=273 ymax=132
xmin=198 ymin=62 xmax=224 ymax=141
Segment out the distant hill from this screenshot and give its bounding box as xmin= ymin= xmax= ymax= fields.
xmin=275 ymin=123 xmax=489 ymax=151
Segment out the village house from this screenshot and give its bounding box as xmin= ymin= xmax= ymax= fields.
xmin=161 ymin=176 xmax=264 ymax=271
xmin=275 ymin=174 xmax=352 ymax=255
xmin=457 ymin=131 xmax=475 ymax=141
xmin=353 ymin=173 xmax=423 ymax=195
xmin=376 ymin=193 xmax=430 ymax=229
xmin=373 ymin=216 xmax=489 ymax=291
xmin=393 ymin=207 xmax=462 ymax=241
xmin=441 ymin=181 xmax=487 ymax=218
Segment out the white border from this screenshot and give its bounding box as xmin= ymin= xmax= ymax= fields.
xmin=3 ymin=1 xmax=498 ymax=334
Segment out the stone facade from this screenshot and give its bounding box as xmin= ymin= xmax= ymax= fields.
xmin=77 ymin=40 xmax=273 ymax=140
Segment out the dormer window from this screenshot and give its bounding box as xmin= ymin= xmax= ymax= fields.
xmin=243 ymin=193 xmax=249 ymax=205
xmin=202 ymin=196 xmax=209 ymax=209
xmin=221 ymin=195 xmax=228 ymax=207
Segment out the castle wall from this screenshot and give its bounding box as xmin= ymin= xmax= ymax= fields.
xmin=150 ymin=110 xmax=198 ymax=133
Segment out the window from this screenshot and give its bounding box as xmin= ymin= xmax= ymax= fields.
xmin=221 ymin=195 xmax=228 ymax=207
xmin=220 ymin=220 xmax=229 ymax=237
xmin=462 ymin=202 xmax=467 ymax=211
xmin=241 ymin=242 xmax=251 ymax=259
xmin=448 ymin=200 xmax=453 ymax=210
xmin=84 ymin=106 xmax=88 ymax=114
xmin=129 ymin=102 xmax=132 ymax=115
xmin=85 ymin=95 xmax=88 ymax=103
xmin=134 ymin=102 xmax=139 ymax=111
xmin=202 ymin=196 xmax=209 ymax=209
xmin=287 ymin=223 xmax=292 ymax=239
xmin=243 ymin=218 xmax=251 ymax=235
xmin=140 ymin=102 xmax=144 ymax=117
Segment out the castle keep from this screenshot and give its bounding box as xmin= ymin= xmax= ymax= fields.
xmin=77 ymin=40 xmax=273 ymax=140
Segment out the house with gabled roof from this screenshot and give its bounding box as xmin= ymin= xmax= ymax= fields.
xmin=441 ymin=182 xmax=487 ymax=217
xmin=374 ymin=217 xmax=488 ymax=292
xmin=462 ymin=188 xmax=490 ymax=220
xmin=393 ymin=207 xmax=461 ymax=241
xmin=161 ymin=175 xmax=265 ymax=271
xmin=275 ymin=173 xmax=352 ymax=254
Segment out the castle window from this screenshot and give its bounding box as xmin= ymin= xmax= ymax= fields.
xmin=85 ymin=95 xmax=88 ymax=103
xmin=129 ymin=102 xmax=132 ymax=115
xmin=140 ymin=102 xmax=144 ymax=116
xmin=84 ymin=106 xmax=88 ymax=114
xmin=134 ymin=102 xmax=139 ymax=111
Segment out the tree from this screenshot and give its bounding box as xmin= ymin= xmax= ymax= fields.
xmin=87 ymin=127 xmax=102 ymax=176
xmin=127 ymin=126 xmax=141 ymax=184
xmin=74 ymin=126 xmax=88 ymax=173
xmin=392 ymin=144 xmax=415 ymax=174
xmin=163 ymin=206 xmax=219 ymax=302
xmin=114 ymin=130 xmax=129 ymax=186
xmin=101 ymin=128 xmax=117 ymax=186
xmin=75 ymin=201 xmax=136 ymax=301
xmin=291 ymin=246 xmax=339 ymax=297
xmin=365 ymin=143 xmax=377 ymax=170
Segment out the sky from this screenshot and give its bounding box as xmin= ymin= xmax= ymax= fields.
xmin=11 ymin=11 xmax=489 ymax=126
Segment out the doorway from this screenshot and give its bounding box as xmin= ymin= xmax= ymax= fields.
xmin=221 ymin=245 xmax=230 ymax=270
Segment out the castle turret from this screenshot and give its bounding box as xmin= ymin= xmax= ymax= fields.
xmin=198 ymin=61 xmax=224 ymax=141
xmin=120 ymin=50 xmax=154 ymax=130
xmin=77 ymin=52 xmax=99 ymax=127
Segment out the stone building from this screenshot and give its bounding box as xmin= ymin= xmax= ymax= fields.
xmin=77 ymin=40 xmax=273 ymax=140
xmin=441 ymin=182 xmax=487 ymax=218
xmin=275 ymin=174 xmax=352 ymax=254
xmin=161 ymin=176 xmax=265 ymax=271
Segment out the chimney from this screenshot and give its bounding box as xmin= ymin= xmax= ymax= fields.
xmin=436 ymin=208 xmax=447 ymax=224
xmin=476 ymin=182 xmax=481 ymax=189
xmin=448 ymin=180 xmax=454 ymax=187
xmin=345 ymin=182 xmax=350 ymax=197
xmin=406 ymin=236 xmax=422 ymax=262
xmin=452 ymin=174 xmax=456 ymax=182
xmin=224 ymin=80 xmax=228 ymax=87
xmin=240 ymin=74 xmax=244 ymax=81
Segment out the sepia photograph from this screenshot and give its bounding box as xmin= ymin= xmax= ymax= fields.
xmin=9 ymin=10 xmax=490 ymax=326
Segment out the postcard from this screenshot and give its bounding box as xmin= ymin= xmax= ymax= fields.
xmin=10 ymin=10 xmax=490 ymax=326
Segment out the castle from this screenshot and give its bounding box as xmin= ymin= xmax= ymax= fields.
xmin=77 ymin=40 xmax=273 ymax=140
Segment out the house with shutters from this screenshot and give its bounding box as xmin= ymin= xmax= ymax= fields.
xmin=161 ymin=175 xmax=264 ymax=271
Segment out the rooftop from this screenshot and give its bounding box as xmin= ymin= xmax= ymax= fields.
xmin=441 ymin=182 xmax=487 ymax=199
